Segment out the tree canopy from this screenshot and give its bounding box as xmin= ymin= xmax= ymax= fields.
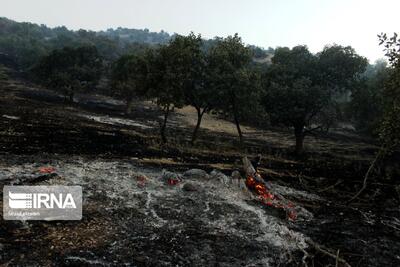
xmin=33 ymin=46 xmax=103 ymax=102
xmin=0 ymin=17 xmax=168 ymax=68
xmin=146 ymin=38 xmax=188 ymax=143
xmin=378 ymin=33 xmax=400 ymax=151
xmin=348 ymin=60 xmax=389 ymax=133
xmin=172 ymin=33 xmax=214 ymax=144
xmin=110 ymin=53 xmax=150 ymax=114
xmin=263 ymin=45 xmax=367 ymax=154
xmin=207 ymin=34 xmax=262 ymax=144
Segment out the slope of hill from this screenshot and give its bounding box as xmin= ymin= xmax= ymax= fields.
xmin=0 ymin=73 xmax=399 ymax=267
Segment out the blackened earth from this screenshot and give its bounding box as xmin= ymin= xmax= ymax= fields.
xmin=0 ymin=79 xmax=399 ymax=266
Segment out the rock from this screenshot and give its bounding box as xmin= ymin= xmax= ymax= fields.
xmin=183 ymin=169 xmax=209 ymax=180
xmin=231 ymin=170 xmax=241 ymax=180
xmin=183 ymin=183 xmax=199 ymax=192
xmin=210 ymin=170 xmax=229 ymax=184
xmin=135 ymin=174 xmax=148 ymax=187
xmin=231 ymin=170 xmax=246 ymax=189
xmin=161 ymin=169 xmax=180 ymax=180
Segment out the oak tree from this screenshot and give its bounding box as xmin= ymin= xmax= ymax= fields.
xmin=34 ymin=46 xmax=103 ymax=102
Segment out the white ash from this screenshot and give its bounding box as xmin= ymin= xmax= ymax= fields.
xmin=0 ymin=155 xmax=319 ymax=265
xmin=78 ymin=113 xmax=154 ymax=129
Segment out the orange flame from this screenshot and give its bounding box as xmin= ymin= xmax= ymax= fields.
xmin=245 ymin=173 xmax=297 ymax=221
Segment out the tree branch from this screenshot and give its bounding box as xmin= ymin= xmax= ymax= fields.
xmin=347 ymin=146 xmax=386 ymax=203
xmin=306 ymin=240 xmax=351 ymax=267
xmin=304 ymin=125 xmax=324 ymax=135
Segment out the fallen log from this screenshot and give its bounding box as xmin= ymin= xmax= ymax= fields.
xmin=242 ymin=156 xmax=297 ymax=221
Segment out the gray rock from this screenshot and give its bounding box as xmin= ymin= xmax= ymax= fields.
xmin=182 ymin=182 xmax=199 ymax=192
xmin=183 ymin=169 xmax=210 ymax=180
xmin=231 ymin=170 xmax=241 ymax=180
xmin=231 ymin=170 xmax=246 ymax=189
xmin=210 ymin=170 xmax=229 ymax=184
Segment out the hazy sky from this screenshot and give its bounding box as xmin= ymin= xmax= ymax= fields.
xmin=1 ymin=0 xmax=399 ymax=62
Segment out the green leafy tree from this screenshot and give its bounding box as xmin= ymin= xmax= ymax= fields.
xmin=264 ymin=46 xmax=324 ymax=154
xmin=318 ymin=45 xmax=368 ymax=91
xmin=147 ymin=40 xmax=186 ymax=144
xmin=349 ymin=60 xmax=389 ymax=134
xmin=263 ymin=45 xmax=367 ymax=154
xmin=348 ymin=34 xmax=400 ymax=203
xmin=111 ymin=53 xmax=150 ymax=114
xmin=33 ymin=46 xmax=103 ymax=102
xmin=378 ymin=33 xmax=400 ymax=151
xmin=0 ymin=17 xmax=170 ymax=70
xmin=170 ymin=33 xmax=216 ymax=144
xmin=207 ymin=34 xmax=261 ymax=144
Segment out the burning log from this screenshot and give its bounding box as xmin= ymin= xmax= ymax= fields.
xmin=242 ymin=156 xmax=298 ymax=221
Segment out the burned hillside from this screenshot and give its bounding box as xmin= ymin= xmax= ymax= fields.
xmin=0 ymin=78 xmax=399 ymax=266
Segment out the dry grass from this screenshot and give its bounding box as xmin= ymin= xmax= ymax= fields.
xmin=175 ymin=106 xmax=377 ymax=160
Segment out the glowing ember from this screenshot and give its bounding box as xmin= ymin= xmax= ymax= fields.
xmin=136 ymin=175 xmax=147 ymax=187
xmin=39 ymin=166 xmax=56 ymax=174
xmin=245 ymin=172 xmax=297 ymax=221
xmin=287 ymin=210 xmax=297 ymax=221
xmin=167 ymin=178 xmax=180 ymax=186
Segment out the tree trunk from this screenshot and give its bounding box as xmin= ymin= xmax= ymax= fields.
xmin=234 ymin=112 xmax=243 ymax=144
xmin=68 ymin=92 xmax=74 ymax=103
xmin=294 ymin=125 xmax=305 ymax=155
xmin=160 ymin=106 xmax=170 ymax=144
xmin=126 ymin=99 xmax=133 ymax=115
xmin=191 ymin=107 xmax=206 ymax=145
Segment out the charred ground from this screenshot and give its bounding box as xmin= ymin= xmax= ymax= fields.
xmin=0 ymin=77 xmax=399 ymax=266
